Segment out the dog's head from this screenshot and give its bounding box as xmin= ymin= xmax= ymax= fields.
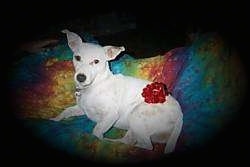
xmin=62 ymin=29 xmax=125 ymax=88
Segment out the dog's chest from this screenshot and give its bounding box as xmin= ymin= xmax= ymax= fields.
xmin=77 ymin=75 xmax=149 ymax=123
xmin=78 ymin=86 xmax=122 ymax=122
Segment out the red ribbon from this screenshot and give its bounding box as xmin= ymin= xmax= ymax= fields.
xmin=141 ymin=82 xmax=168 ymax=104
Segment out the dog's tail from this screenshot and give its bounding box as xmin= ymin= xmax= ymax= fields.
xmin=61 ymin=29 xmax=70 ymax=34
xmin=164 ymin=113 xmax=183 ymax=154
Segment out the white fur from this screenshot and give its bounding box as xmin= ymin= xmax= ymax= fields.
xmin=50 ymin=29 xmax=183 ymax=153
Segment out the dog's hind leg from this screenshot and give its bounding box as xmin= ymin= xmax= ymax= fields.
xmin=50 ymin=105 xmax=84 ymax=121
xmin=134 ymin=134 xmax=153 ymax=150
xmin=164 ymin=116 xmax=183 ymax=153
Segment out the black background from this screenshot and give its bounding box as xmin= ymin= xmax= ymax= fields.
xmin=2 ymin=0 xmax=249 ymax=166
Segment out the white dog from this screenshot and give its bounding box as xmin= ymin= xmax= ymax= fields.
xmin=50 ymin=29 xmax=183 ymax=153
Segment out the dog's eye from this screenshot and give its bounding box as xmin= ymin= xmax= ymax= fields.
xmin=94 ymin=59 xmax=99 ymax=64
xmin=74 ymin=55 xmax=81 ymax=61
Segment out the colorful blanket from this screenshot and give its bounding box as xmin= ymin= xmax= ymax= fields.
xmin=8 ymin=33 xmax=247 ymax=163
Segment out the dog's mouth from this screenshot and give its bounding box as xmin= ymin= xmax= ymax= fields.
xmin=75 ymin=72 xmax=100 ymax=90
xmin=76 ymin=80 xmax=94 ymax=90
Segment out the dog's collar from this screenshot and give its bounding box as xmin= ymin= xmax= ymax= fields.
xmin=75 ymin=87 xmax=82 ymax=97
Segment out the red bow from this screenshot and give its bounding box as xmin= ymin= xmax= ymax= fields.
xmin=141 ymin=82 xmax=168 ymax=104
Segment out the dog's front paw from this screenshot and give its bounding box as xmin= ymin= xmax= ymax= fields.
xmin=93 ymin=126 xmax=104 ymax=140
xmin=49 ymin=105 xmax=84 ymax=122
xmin=49 ymin=117 xmax=62 ymax=121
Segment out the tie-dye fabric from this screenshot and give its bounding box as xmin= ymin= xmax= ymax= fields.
xmin=8 ymin=33 xmax=247 ymax=163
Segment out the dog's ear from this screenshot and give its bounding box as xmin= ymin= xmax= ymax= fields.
xmin=62 ymin=29 xmax=83 ymax=53
xmin=103 ymin=46 xmax=125 ymax=61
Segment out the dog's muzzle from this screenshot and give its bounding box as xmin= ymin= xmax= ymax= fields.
xmin=76 ymin=73 xmax=86 ymax=82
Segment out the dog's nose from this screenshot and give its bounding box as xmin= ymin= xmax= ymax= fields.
xmin=76 ymin=74 xmax=86 ymax=82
